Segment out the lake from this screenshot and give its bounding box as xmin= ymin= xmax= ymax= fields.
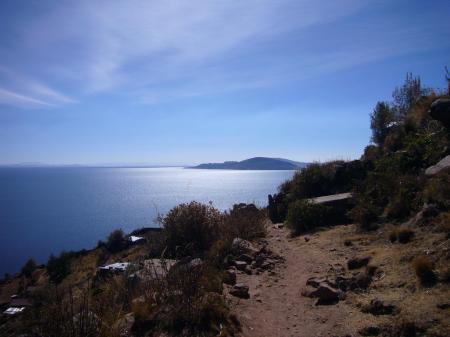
xmin=0 ymin=167 xmax=294 ymax=276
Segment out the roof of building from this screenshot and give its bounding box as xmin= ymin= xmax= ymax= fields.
xmin=129 ymin=235 xmax=145 ymax=242
xmin=3 ymin=307 xmax=26 ymax=315
xmin=309 ymin=192 xmax=352 ymax=205
xmin=99 ymin=262 xmax=130 ymax=271
xmin=10 ymin=298 xmax=32 ymax=307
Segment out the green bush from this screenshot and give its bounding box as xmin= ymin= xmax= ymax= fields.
xmin=285 ymin=199 xmax=330 ymax=235
xmin=21 ymin=258 xmax=37 ymax=278
xmin=161 ymin=201 xmax=223 ymax=257
xmin=47 ymin=252 xmax=75 ymax=283
xmin=105 ymin=229 xmax=128 ymax=253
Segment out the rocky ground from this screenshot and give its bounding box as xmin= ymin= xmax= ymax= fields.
xmin=224 ymin=223 xmax=450 ymax=337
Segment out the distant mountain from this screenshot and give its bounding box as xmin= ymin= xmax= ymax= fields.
xmin=192 ymin=157 xmax=308 ymax=170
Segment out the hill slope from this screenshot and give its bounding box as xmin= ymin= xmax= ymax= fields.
xmin=192 ymin=157 xmax=307 ymax=170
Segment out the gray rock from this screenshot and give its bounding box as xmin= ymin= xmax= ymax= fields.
xmin=230 ymin=283 xmax=249 ymax=299
xmin=234 ymin=260 xmax=248 ymax=271
xmin=232 ymin=238 xmax=258 ymax=256
xmin=223 ymin=269 xmax=236 ymax=285
xmin=238 ymin=254 xmax=253 ymax=264
xmin=437 ymin=302 xmax=450 ymax=310
xmin=425 ymin=155 xmax=450 ymax=176
xmin=362 ymin=299 xmax=397 ymax=315
xmin=429 ymin=98 xmax=450 ymax=129
xmin=304 ymin=283 xmax=340 ymax=304
xmin=347 ymin=256 xmax=371 ymax=270
xmin=359 ymin=325 xmax=381 ymax=336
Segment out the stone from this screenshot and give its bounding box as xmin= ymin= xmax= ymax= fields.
xmin=306 ymin=276 xmax=331 ymax=288
xmin=425 ymin=155 xmax=450 ymax=176
xmin=238 ymin=254 xmax=253 ymax=264
xmin=188 ymin=258 xmax=203 ymax=269
xmin=232 ymin=238 xmax=258 ymax=256
xmin=234 ymin=260 xmax=247 ymax=271
xmin=223 ymin=269 xmax=236 ymax=285
xmin=230 ymin=283 xmax=249 ymax=299
xmin=304 ymin=283 xmax=340 ymax=304
xmin=244 ymin=265 xmax=252 ymax=275
xmin=359 ymin=325 xmax=381 ymax=336
xmin=437 ymin=302 xmax=450 ymax=310
xmin=362 ymin=299 xmax=397 ymax=315
xmin=347 ymin=256 xmax=371 ymax=270
xmin=335 ymin=272 xmax=372 ymax=291
xmin=429 ymin=98 xmax=450 ymax=129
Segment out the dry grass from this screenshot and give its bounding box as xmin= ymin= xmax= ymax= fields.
xmin=412 ymin=256 xmax=437 ymax=286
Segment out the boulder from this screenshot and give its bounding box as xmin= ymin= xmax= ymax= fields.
xmin=359 ymin=325 xmax=381 ymax=336
xmin=234 ymin=261 xmax=248 ymax=271
xmin=347 ymin=256 xmax=371 ymax=270
xmin=223 ymin=269 xmax=236 ymax=285
xmin=336 ymin=272 xmax=372 ymax=291
xmin=362 ymin=299 xmax=397 ymax=315
xmin=425 ymin=155 xmax=450 ymax=176
xmin=238 ymin=254 xmax=253 ymax=264
xmin=230 ymin=283 xmax=249 ymax=299
xmin=429 ymin=98 xmax=450 ymax=129
xmin=232 ymin=238 xmax=258 ymax=256
xmin=304 ymin=283 xmax=340 ymax=304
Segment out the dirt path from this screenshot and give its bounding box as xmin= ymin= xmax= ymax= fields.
xmin=229 ymin=224 xmax=360 ymax=337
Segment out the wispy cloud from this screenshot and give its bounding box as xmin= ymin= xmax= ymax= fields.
xmin=0 ymin=66 xmax=76 ymax=108
xmin=0 ymin=0 xmax=448 ymax=107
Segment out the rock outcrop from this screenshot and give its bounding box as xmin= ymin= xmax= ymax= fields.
xmin=425 ymin=155 xmax=450 ymax=176
xmin=429 ymin=98 xmax=450 ymax=129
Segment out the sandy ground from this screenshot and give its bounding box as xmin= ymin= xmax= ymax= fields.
xmin=227 ymin=222 xmax=450 ymax=337
xmin=228 ymin=224 xmax=358 ymax=337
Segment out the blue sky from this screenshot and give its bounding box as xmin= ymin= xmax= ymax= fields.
xmin=0 ymin=0 xmax=449 ymax=165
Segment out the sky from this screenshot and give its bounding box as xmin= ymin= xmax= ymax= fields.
xmin=0 ymin=0 xmax=449 ymax=166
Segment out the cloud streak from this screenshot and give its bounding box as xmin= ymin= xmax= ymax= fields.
xmin=0 ymin=0 xmax=449 ymax=107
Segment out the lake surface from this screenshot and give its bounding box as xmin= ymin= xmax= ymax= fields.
xmin=0 ymin=167 xmax=294 ymax=276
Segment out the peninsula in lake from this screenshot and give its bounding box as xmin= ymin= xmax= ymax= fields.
xmin=192 ymin=157 xmax=308 ymax=170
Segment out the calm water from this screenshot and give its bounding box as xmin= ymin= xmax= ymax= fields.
xmin=0 ymin=167 xmax=294 ymax=276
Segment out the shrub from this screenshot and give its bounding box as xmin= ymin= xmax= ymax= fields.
xmin=435 ymin=211 xmax=450 ymax=238
xmin=440 ymin=267 xmax=450 ymax=283
xmin=105 ymin=229 xmax=127 ymax=253
xmin=389 ymin=230 xmax=398 ymax=242
xmin=47 ymin=252 xmax=76 ymax=283
xmin=222 ymin=203 xmax=266 ymax=241
xmin=348 ymin=199 xmax=380 ymax=231
xmin=370 ymin=101 xmax=395 ymax=146
xmin=285 ymin=199 xmax=330 ymax=235
xmin=397 ymin=228 xmax=415 ymax=243
xmin=21 ymin=258 xmax=37 ymax=278
xmin=412 ymin=256 xmax=437 ymax=286
xmin=161 ymin=202 xmax=223 ymax=257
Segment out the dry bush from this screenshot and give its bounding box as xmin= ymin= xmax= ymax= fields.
xmin=222 ymin=203 xmax=266 ymax=241
xmin=390 ymin=228 xmax=415 ymax=244
xmin=131 ymin=257 xmax=231 ymax=337
xmin=440 ymin=267 xmax=450 ymax=283
xmin=412 ymin=256 xmax=437 ymax=286
xmin=435 ymin=211 xmax=450 ymax=238
xmin=161 ymin=201 xmax=223 ymax=258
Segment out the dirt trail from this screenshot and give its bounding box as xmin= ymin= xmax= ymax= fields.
xmin=230 ymin=224 xmax=359 ymax=337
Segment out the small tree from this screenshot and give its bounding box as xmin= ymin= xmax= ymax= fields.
xmin=370 ymin=101 xmax=395 ymax=146
xmin=445 ymin=66 xmax=450 ymax=94
xmin=105 ymin=229 xmax=127 ymax=253
xmin=392 ymin=72 xmax=424 ymax=118
xmin=21 ymin=258 xmax=37 ymax=278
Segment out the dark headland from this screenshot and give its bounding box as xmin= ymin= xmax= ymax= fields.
xmin=192 ymin=157 xmax=308 ymax=170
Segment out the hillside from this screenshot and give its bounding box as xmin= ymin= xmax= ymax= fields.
xmin=192 ymin=157 xmax=307 ymax=170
